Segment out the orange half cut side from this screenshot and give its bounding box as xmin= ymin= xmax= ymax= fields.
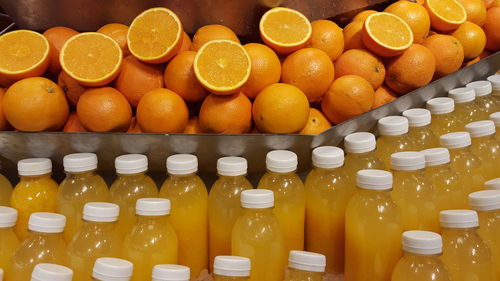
xmin=425 ymin=0 xmax=467 ymax=31
xmin=362 ymin=12 xmax=413 ymax=57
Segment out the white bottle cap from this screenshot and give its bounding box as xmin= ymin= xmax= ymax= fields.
xmin=356 ymin=169 xmax=393 ymax=190
xmin=28 ymin=212 xmax=66 ymax=233
xmin=83 ymin=202 xmax=120 ymax=222
xmin=344 ymin=132 xmax=377 ymax=153
xmin=265 ymin=150 xmax=298 ymax=173
xmin=378 ymin=116 xmax=409 ymax=136
xmin=312 ymin=146 xmax=344 ymax=169
xmin=31 ymin=263 xmax=73 ymax=281
xmin=115 ymin=154 xmax=148 ymax=174
xmin=465 ymin=120 xmax=496 ymax=137
xmin=487 ymin=74 xmax=500 ymax=91
xmin=217 ymin=157 xmax=247 ymax=176
xmin=288 ymin=251 xmax=326 ymax=273
xmin=469 ymin=190 xmax=500 ymax=211
xmin=426 ymin=97 xmax=455 ymax=115
xmin=0 ymin=206 xmax=17 ymax=228
xmin=167 ymin=154 xmax=198 ymax=175
xmin=421 ymin=148 xmax=450 ymax=167
xmin=402 ymin=231 xmax=442 ymax=255
xmin=214 ymin=256 xmax=251 ymax=277
xmin=136 ymin=198 xmax=170 ymax=216
xmin=467 ymin=80 xmax=492 ymax=96
xmin=0 ymin=268 xmax=3 ymax=281
xmin=240 ymin=189 xmax=274 ymax=209
xmin=152 ymin=265 xmax=190 ymax=281
xmin=402 ymin=108 xmax=432 ymax=127
xmin=18 ymin=158 xmax=52 ymax=176
xmin=440 ymin=209 xmax=479 ymax=228
xmin=92 ymin=257 xmax=133 ymax=281
xmin=485 ymin=178 xmax=500 ymax=190
xmin=448 ymin=87 xmax=476 ymax=103
xmin=390 ymin=151 xmax=425 ymax=171
xmin=490 ymin=112 xmax=500 ymax=127
xmin=63 ymin=153 xmax=98 ymax=173
xmin=440 ymin=132 xmax=471 ymax=149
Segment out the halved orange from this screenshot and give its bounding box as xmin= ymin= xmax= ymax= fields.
xmin=425 ymin=0 xmax=467 ymax=31
xmin=259 ymin=7 xmax=312 ymax=55
xmin=60 ymin=32 xmax=123 ymax=87
xmin=194 ymin=40 xmax=251 ymax=95
xmin=0 ymin=30 xmax=50 ymax=81
xmin=127 ymin=7 xmax=183 ymax=64
xmin=362 ymin=12 xmax=413 ymax=57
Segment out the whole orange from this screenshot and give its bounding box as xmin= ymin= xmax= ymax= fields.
xmin=422 ymin=34 xmax=464 ymax=78
xmin=0 ymin=88 xmax=11 ymax=130
xmin=191 ymin=24 xmax=241 ymax=51
xmin=450 ymin=21 xmax=486 ymax=59
xmin=352 ymin=10 xmax=378 ymax=22
xmin=458 ymin=0 xmax=487 ymax=26
xmin=164 ymin=51 xmax=208 ymax=102
xmin=385 ymin=0 xmax=431 ymax=43
xmin=463 ymin=50 xmax=491 ymax=67
xmin=97 ymin=23 xmax=130 ymax=57
xmin=63 ymin=112 xmax=87 ymax=132
xmin=306 ymin=20 xmax=344 ymax=61
xmin=184 ymin=116 xmax=204 ymax=134
xmin=42 ymin=26 xmax=78 ymax=73
xmin=299 ymin=108 xmax=332 ymax=134
xmin=241 ymin=43 xmax=281 ymax=99
xmin=334 ymin=49 xmax=385 ymax=90
xmin=484 ymin=7 xmax=500 ymax=51
xmin=126 ymin=117 xmax=142 ymax=133
xmin=371 ymin=85 xmax=397 ymax=109
xmin=58 ymin=71 xmax=87 ymax=106
xmin=343 ymin=21 xmax=365 ymax=50
xmin=179 ymin=32 xmax=192 ymax=53
xmin=199 ymin=92 xmax=252 ymax=134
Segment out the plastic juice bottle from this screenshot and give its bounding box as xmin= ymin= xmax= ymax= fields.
xmin=208 ymin=157 xmax=252 ymax=269
xmin=421 ymin=148 xmax=467 ymax=210
xmin=257 ymin=150 xmax=305 ymax=253
xmin=68 ymin=202 xmax=122 ymax=281
xmin=1 ymin=268 xmax=3 ymax=281
xmin=467 ymin=80 xmax=498 ymax=118
xmin=92 ymin=257 xmax=133 ymax=281
xmin=9 ymin=212 xmax=67 ymax=281
xmin=448 ymin=87 xmax=483 ymax=129
xmin=391 ymin=231 xmax=452 ymax=281
xmin=426 ymin=97 xmax=461 ymax=136
xmin=110 ymin=154 xmax=158 ymax=235
xmin=152 ymin=265 xmax=190 ymax=281
xmin=402 ymin=108 xmax=439 ymax=150
xmin=31 ymin=263 xmax=73 ymax=281
xmin=343 ymin=132 xmax=386 ymax=180
xmin=440 ymin=210 xmax=497 ymax=281
xmin=440 ymin=132 xmax=486 ymax=194
xmin=284 ymin=251 xmax=325 ymax=281
xmin=0 ymin=163 xmax=12 ymax=206
xmin=0 ymin=206 xmax=19 ymax=276
xmin=159 ymin=154 xmax=208 ymax=279
xmin=487 ymin=74 xmax=500 ymax=106
xmin=122 ymin=198 xmax=178 ymax=281
xmin=465 ymin=120 xmax=500 ymax=179
xmin=213 ymin=256 xmax=251 ymax=281
xmin=11 ymin=158 xmax=59 ymax=240
xmin=375 ymin=116 xmax=414 ymax=168
xmin=468 ymin=190 xmax=500 ymax=279
xmin=231 ymin=189 xmax=286 ymax=281
xmin=304 ymin=146 xmax=352 ymax=275
xmin=490 ymin=112 xmax=500 ymax=141
xmin=344 ymin=169 xmax=403 ymax=281
xmin=390 ymin=151 xmax=440 ymax=232
xmin=485 ymin=178 xmax=500 ymax=190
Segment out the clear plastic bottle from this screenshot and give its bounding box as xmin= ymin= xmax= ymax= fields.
xmin=152 ymin=265 xmax=190 ymax=281
xmin=344 ymin=169 xmax=403 ymax=281
xmin=257 ymin=150 xmax=305 ymax=254
xmin=391 ymin=231 xmax=452 ymax=281
xmin=390 ymin=151 xmax=440 ymax=232
xmin=159 ymin=154 xmax=208 ymax=279
xmin=448 ymin=87 xmax=483 ymax=128
xmin=1 ymin=268 xmax=3 ymax=281
xmin=122 ymin=198 xmax=178 ymax=281
xmin=304 ymin=146 xmax=352 ymax=275
xmin=92 ymin=257 xmax=133 ymax=281
xmin=485 ymin=178 xmax=500 ymax=190
xmin=231 ymin=189 xmax=286 ymax=281
xmin=375 ymin=116 xmax=414 ymax=168
xmin=110 ymin=154 xmax=158 ymax=236
xmin=490 ymin=112 xmax=500 ymax=141
xmin=343 ymin=132 xmax=386 ymax=181
xmin=284 ymin=251 xmax=325 ymax=281
xmin=440 ymin=210 xmax=497 ymax=281
xmin=68 ymin=202 xmax=122 ymax=281
xmin=213 ymin=256 xmax=251 ymax=281
xmin=487 ymin=74 xmax=500 ymax=107
xmin=58 ymin=153 xmax=109 ymax=242
xmin=467 ymin=80 xmax=498 ymax=118
xmin=0 ymin=206 xmax=19 ymax=277
xmin=31 ymin=263 xmax=73 ymax=281
xmin=465 ymin=120 xmax=500 ymax=180
xmin=426 ymin=97 xmax=461 ymax=136
xmin=402 ymin=108 xmax=439 ymax=150
xmin=9 ymin=212 xmax=67 ymax=281
xmin=0 ymin=162 xmax=12 ymax=206
xmin=11 ymin=158 xmax=59 ymax=240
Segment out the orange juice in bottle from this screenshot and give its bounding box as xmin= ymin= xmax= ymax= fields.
xmin=375 ymin=116 xmax=414 ymax=168
xmin=257 ymin=150 xmax=305 ymax=253
xmin=490 ymin=112 xmax=500 ymax=141
xmin=343 ymin=132 xmax=386 ymax=180
xmin=426 ymin=97 xmax=461 ymax=136
xmin=485 ymin=178 xmax=500 ymax=190
xmin=284 ymin=251 xmax=325 ymax=281
xmin=467 ymin=80 xmax=498 ymax=118
xmin=213 ymin=256 xmax=251 ymax=281
xmin=92 ymin=257 xmax=133 ymax=281
xmin=152 ymin=265 xmax=190 ymax=281
xmin=0 ymin=163 xmax=12 ymax=206
xmin=440 ymin=210 xmax=497 ymax=281
xmin=58 ymin=153 xmax=109 ymax=242
xmin=11 ymin=158 xmax=58 ymax=240
xmin=345 ymin=169 xmax=403 ymax=281
xmin=402 ymin=108 xmax=439 ymax=150
xmin=304 ymin=146 xmax=352 ymax=275
xmin=31 ymin=263 xmax=73 ymax=281
xmin=487 ymin=74 xmax=500 ymax=107
xmin=160 ymin=154 xmax=208 ymax=279
xmin=0 ymin=207 xmax=19 ymax=276
xmin=448 ymin=87 xmax=483 ymax=128
xmin=465 ymin=120 xmax=500 ymax=179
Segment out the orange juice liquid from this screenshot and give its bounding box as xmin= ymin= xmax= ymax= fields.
xmin=476 ymin=209 xmax=500 ymax=279
xmin=429 ymin=113 xmax=461 ymax=136
xmin=214 ymin=276 xmax=249 ymax=281
xmin=0 ymin=174 xmax=12 ymax=206
xmin=469 ymin=134 xmax=500 ymax=180
xmin=376 ymin=135 xmax=413 ymax=169
xmin=0 ymin=226 xmax=19 ymax=277
xmin=424 ymin=163 xmax=467 ymax=210
xmin=448 ymin=147 xmax=486 ymax=194
xmin=475 ymin=95 xmax=498 ymax=119
xmin=454 ymin=101 xmax=483 ymax=128
xmin=344 ymin=151 xmax=386 ymax=178
xmin=391 ymin=253 xmax=452 ymax=281
xmin=407 ymin=125 xmax=439 ymax=150
xmin=284 ymin=268 xmax=323 ymax=281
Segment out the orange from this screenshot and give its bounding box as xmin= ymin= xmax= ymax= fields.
xmin=457 ymin=0 xmax=487 ymax=26
xmin=371 ymin=85 xmax=398 ymax=109
xmin=362 ymin=12 xmax=413 ymax=57
xmin=385 ymin=44 xmax=436 ymax=94
xmin=321 ymin=75 xmax=375 ymax=124
xmin=77 ymin=87 xmax=132 ymax=132
xmin=450 ymin=21 xmax=486 ymax=59
xmin=484 ymin=7 xmax=500 ymax=51
xmin=3 ymin=77 xmax=69 ymax=131
xmin=422 ymin=34 xmax=464 ymax=78
xmin=164 ymin=51 xmax=208 ymax=102
xmin=491 ymin=0 xmax=500 ymax=7
xmin=463 ymin=50 xmax=491 ymax=67
xmin=259 ymin=7 xmax=312 ymax=55
xmin=385 ymin=1 xmax=431 ymax=43
xmin=299 ymin=108 xmax=332 ymax=135
xmin=252 ymin=83 xmax=309 ymax=133
xmin=42 ymin=26 xmax=78 ymax=73
xmin=334 ymin=49 xmax=385 ymax=90
xmin=183 ymin=116 xmax=204 ymax=134
xmin=0 ymin=30 xmax=50 ymax=81
xmin=191 ymin=24 xmax=240 ymax=51
xmin=343 ymin=21 xmax=366 ymax=50
xmin=353 ymin=10 xmax=377 ymax=22
xmin=127 ymin=7 xmax=183 ymax=63
xmin=60 ymin=32 xmax=123 ymax=87
xmin=97 ymin=23 xmax=130 ymax=57
xmin=114 ymin=55 xmax=164 ymax=107
xmin=136 ymin=88 xmax=188 ymax=133
xmin=425 ymin=0 xmax=467 ymax=31
xmin=58 ymin=71 xmax=87 ymax=106
xmin=0 ymin=88 xmax=11 ymax=131
xmin=306 ymin=20 xmax=344 ymax=61
xmin=281 ymin=48 xmax=335 ymax=102
xmin=63 ymin=112 xmax=87 ymax=132
xmin=194 ymin=40 xmax=251 ymax=95
xmin=126 ymin=117 xmax=142 ymax=133
xmin=485 ymin=0 xmax=494 ymax=7
xmin=179 ymin=32 xmax=192 ymax=53
xmin=199 ymin=93 xmax=252 ymax=134
xmin=241 ymin=43 xmax=281 ymax=99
